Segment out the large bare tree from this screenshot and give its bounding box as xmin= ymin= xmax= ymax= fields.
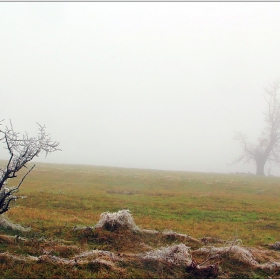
xmin=234 ymin=81 xmax=280 ymax=176
xmin=0 ymin=121 xmax=60 ymax=214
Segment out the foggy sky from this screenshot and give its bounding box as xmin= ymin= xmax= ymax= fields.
xmin=1 ymin=2 xmax=280 ymax=175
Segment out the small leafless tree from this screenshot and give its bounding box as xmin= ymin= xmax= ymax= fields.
xmin=233 ymin=81 xmax=280 ymax=176
xmin=0 ymin=121 xmax=60 ymax=214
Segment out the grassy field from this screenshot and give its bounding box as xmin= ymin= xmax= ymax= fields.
xmin=1 ymin=161 xmax=280 ymax=278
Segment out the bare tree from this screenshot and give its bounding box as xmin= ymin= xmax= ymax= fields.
xmin=0 ymin=121 xmax=60 ymax=214
xmin=233 ymin=81 xmax=280 ymax=176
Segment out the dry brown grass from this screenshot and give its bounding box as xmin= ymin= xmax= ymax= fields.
xmin=1 ymin=210 xmax=280 ymax=278
xmin=1 ymin=162 xmax=280 ymax=278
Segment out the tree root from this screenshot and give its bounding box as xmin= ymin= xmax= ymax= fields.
xmin=194 ymin=245 xmax=280 ymax=272
xmin=270 ymin=241 xmax=280 ymax=250
xmin=186 ymin=260 xmax=219 ymax=278
xmin=139 ymin=243 xmax=192 ymax=266
xmin=0 ymin=216 xmax=30 ymax=232
xmin=0 ymin=252 xmax=38 ymax=262
xmin=162 ymin=229 xmax=203 ymax=245
xmin=1 ymin=240 xmax=280 ymax=277
xmin=195 ymin=245 xmax=258 ymax=266
xmin=3 ymin=209 xmax=280 ymax=277
xmin=0 ymin=234 xmax=27 ymax=244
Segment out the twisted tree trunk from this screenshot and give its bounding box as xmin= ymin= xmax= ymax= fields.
xmin=255 ymin=149 xmax=267 ymax=176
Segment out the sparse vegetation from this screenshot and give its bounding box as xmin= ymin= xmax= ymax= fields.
xmin=1 ymin=161 xmax=280 ymax=278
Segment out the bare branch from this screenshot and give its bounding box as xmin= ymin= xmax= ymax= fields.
xmin=234 ymin=80 xmax=280 ymax=175
xmin=0 ymin=120 xmax=60 ymax=214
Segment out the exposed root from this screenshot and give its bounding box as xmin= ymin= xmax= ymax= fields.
xmin=2 ymin=231 xmax=280 ymax=278
xmin=248 ymin=247 xmax=278 ymax=263
xmin=195 ymin=245 xmax=259 ymax=266
xmin=39 ymin=254 xmax=76 ymax=266
xmin=0 ymin=234 xmax=27 ymax=244
xmin=140 ymin=243 xmax=192 ymax=266
xmin=88 ymin=258 xmax=116 ymax=270
xmin=139 ymin=243 xmax=220 ymax=277
xmin=42 ymin=244 xmax=81 ymax=257
xmin=0 ymin=216 xmax=30 ymax=232
xmin=201 ymin=236 xmax=226 ymax=245
xmin=187 ymin=260 xmax=219 ymax=278
xmin=72 ymin=225 xmax=92 ymax=231
xmin=258 ymin=261 xmax=280 ymax=271
xmin=195 ymin=245 xmax=280 ymax=272
xmin=37 ymin=248 xmax=122 ymax=271
xmin=141 ymin=229 xmax=159 ymax=234
xmin=39 ymin=249 xmax=125 ymax=273
xmin=0 ymin=252 xmax=38 ymax=262
xmin=3 ymin=209 xmax=280 ymax=278
xmin=138 ymin=242 xmax=154 ymax=251
xmin=87 ymin=258 xmax=127 ymax=274
xmin=75 ymin=249 xmax=122 ymax=262
xmin=0 ymin=249 xmax=121 ymax=269
xmin=270 ymin=241 xmax=280 ymax=250
xmin=162 ymin=229 xmax=203 ymax=245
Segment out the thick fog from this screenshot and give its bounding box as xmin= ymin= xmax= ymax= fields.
xmin=1 ymin=2 xmax=280 ymax=175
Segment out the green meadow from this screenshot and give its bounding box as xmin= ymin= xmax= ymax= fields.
xmin=6 ymin=162 xmax=280 ymax=245
xmin=1 ymin=161 xmax=280 ymax=278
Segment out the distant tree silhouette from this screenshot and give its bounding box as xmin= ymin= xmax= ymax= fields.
xmin=0 ymin=121 xmax=60 ymax=214
xmin=233 ymin=81 xmax=280 ymax=176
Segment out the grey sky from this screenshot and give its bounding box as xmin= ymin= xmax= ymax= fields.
xmin=1 ymin=2 xmax=280 ymax=175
